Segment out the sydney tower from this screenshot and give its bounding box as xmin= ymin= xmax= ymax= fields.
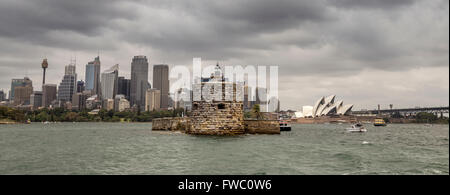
xmin=41 ymin=58 xmax=48 ymax=85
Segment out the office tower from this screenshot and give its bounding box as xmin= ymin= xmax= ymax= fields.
xmin=117 ymin=77 xmax=131 ymax=100
xmin=10 ymin=77 xmax=32 ymax=100
xmin=256 ymin=87 xmax=268 ymax=112
xmin=58 ymin=63 xmax=77 ymax=103
xmin=72 ymin=92 xmax=88 ymax=111
xmin=30 ymin=91 xmax=43 ymax=109
xmin=145 ymin=89 xmax=161 ymax=111
xmin=174 ymin=88 xmax=192 ymax=110
xmin=244 ymin=85 xmax=251 ymax=110
xmin=0 ymin=90 xmax=4 ymax=101
xmin=77 ymin=80 xmax=85 ymax=93
xmin=103 ymin=99 xmax=115 ymax=111
xmin=114 ymin=95 xmax=130 ymax=112
xmin=41 ymin=59 xmax=48 ymax=85
xmin=101 ymin=64 xmax=119 ymax=100
xmin=130 ymin=56 xmax=149 ymax=110
xmin=42 ymin=84 xmax=57 ymax=108
xmin=14 ymin=86 xmax=33 ymax=105
xmin=85 ymin=56 xmax=101 ymax=95
xmin=153 ymin=64 xmax=169 ymax=109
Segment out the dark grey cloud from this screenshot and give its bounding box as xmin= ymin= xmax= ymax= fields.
xmin=0 ymin=0 xmax=448 ymax=109
xmin=329 ymin=0 xmax=417 ymax=9
xmin=0 ymin=0 xmax=135 ymax=49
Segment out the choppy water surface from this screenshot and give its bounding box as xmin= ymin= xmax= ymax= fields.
xmin=0 ymin=123 xmax=448 ymax=175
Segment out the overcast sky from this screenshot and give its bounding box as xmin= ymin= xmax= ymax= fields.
xmin=0 ymin=0 xmax=448 ymax=110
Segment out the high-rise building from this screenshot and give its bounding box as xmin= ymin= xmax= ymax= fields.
xmin=103 ymin=99 xmax=115 ymax=111
xmin=72 ymin=92 xmax=88 ymax=111
xmin=77 ymin=80 xmax=85 ymax=93
xmin=174 ymin=88 xmax=192 ymax=110
xmin=57 ymin=63 xmax=77 ymax=103
xmin=10 ymin=77 xmax=32 ymax=100
xmin=85 ymin=56 xmax=101 ymax=95
xmin=101 ymin=64 xmax=119 ymax=100
xmin=30 ymin=91 xmax=43 ymax=109
xmin=42 ymin=84 xmax=57 ymax=108
xmin=14 ymin=86 xmax=33 ymax=105
xmin=130 ymin=56 xmax=149 ymax=110
xmin=114 ymin=95 xmax=130 ymax=112
xmin=145 ymin=89 xmax=161 ymax=111
xmin=153 ymin=64 xmax=169 ymax=109
xmin=256 ymin=87 xmax=268 ymax=112
xmin=117 ymin=77 xmax=131 ymax=100
xmin=0 ymin=90 xmax=4 ymax=101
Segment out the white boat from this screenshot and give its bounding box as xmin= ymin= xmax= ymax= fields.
xmin=346 ymin=124 xmax=367 ymax=133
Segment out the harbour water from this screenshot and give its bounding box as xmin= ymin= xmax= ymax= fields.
xmin=0 ymin=123 xmax=448 ymax=175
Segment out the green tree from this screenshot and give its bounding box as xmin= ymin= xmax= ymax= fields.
xmin=252 ymin=104 xmax=264 ymax=120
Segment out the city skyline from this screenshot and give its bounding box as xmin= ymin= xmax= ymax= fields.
xmin=0 ymin=0 xmax=448 ymax=110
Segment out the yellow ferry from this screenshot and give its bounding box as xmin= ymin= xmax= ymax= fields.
xmin=374 ymin=118 xmax=387 ymax=126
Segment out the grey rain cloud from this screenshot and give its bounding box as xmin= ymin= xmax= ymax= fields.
xmin=0 ymin=0 xmax=448 ymax=109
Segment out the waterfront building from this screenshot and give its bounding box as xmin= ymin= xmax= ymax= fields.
xmin=153 ymin=64 xmax=169 ymax=109
xmin=130 ymin=56 xmax=149 ymax=110
xmin=10 ymin=77 xmax=32 ymax=101
xmin=85 ymin=56 xmax=101 ymax=95
xmin=30 ymin=91 xmax=43 ymax=109
xmin=72 ymin=92 xmax=88 ymax=111
xmin=0 ymin=90 xmax=4 ymax=101
xmin=114 ymin=95 xmax=130 ymax=112
xmin=86 ymin=95 xmax=101 ymax=110
xmin=42 ymin=84 xmax=57 ymax=108
xmin=145 ymin=89 xmax=161 ymax=111
xmin=243 ymin=85 xmax=253 ymax=110
xmin=101 ymin=64 xmax=119 ymax=100
xmin=76 ymin=80 xmax=85 ymax=93
xmin=57 ymin=63 xmax=77 ymax=103
xmin=117 ymin=77 xmax=131 ymax=100
xmin=14 ymin=86 xmax=33 ymax=105
xmin=256 ymin=87 xmax=268 ymax=112
xmin=312 ymin=95 xmax=353 ymax=117
xmin=173 ymin=88 xmax=192 ymax=111
xmin=103 ymin=99 xmax=115 ymax=111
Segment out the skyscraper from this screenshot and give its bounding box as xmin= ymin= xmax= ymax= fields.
xmin=130 ymin=56 xmax=149 ymax=110
xmin=14 ymin=85 xmax=33 ymax=105
xmin=57 ymin=63 xmax=77 ymax=103
xmin=145 ymin=89 xmax=161 ymax=111
xmin=85 ymin=56 xmax=101 ymax=95
xmin=72 ymin=92 xmax=88 ymax=111
xmin=42 ymin=84 xmax=57 ymax=108
xmin=30 ymin=91 xmax=43 ymax=109
xmin=0 ymin=90 xmax=4 ymax=101
xmin=101 ymin=64 xmax=119 ymax=100
xmin=76 ymin=80 xmax=85 ymax=93
xmin=10 ymin=77 xmax=32 ymax=100
xmin=153 ymin=64 xmax=169 ymax=109
xmin=117 ymin=77 xmax=131 ymax=101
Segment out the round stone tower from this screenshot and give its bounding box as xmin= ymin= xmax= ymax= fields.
xmin=187 ymin=64 xmax=245 ymax=135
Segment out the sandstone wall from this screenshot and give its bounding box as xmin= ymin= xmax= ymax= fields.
xmin=152 ymin=117 xmax=189 ymax=131
xmin=187 ymin=101 xmax=245 ymax=135
xmin=244 ymin=120 xmax=280 ymax=134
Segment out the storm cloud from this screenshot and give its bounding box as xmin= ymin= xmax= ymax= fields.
xmin=0 ymin=0 xmax=448 ymax=110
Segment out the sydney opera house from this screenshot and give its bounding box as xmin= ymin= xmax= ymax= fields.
xmin=311 ymin=95 xmax=353 ymax=117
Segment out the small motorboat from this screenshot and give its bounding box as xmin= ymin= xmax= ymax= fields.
xmin=346 ymin=123 xmax=367 ymax=133
xmin=279 ymin=120 xmax=292 ymax=131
